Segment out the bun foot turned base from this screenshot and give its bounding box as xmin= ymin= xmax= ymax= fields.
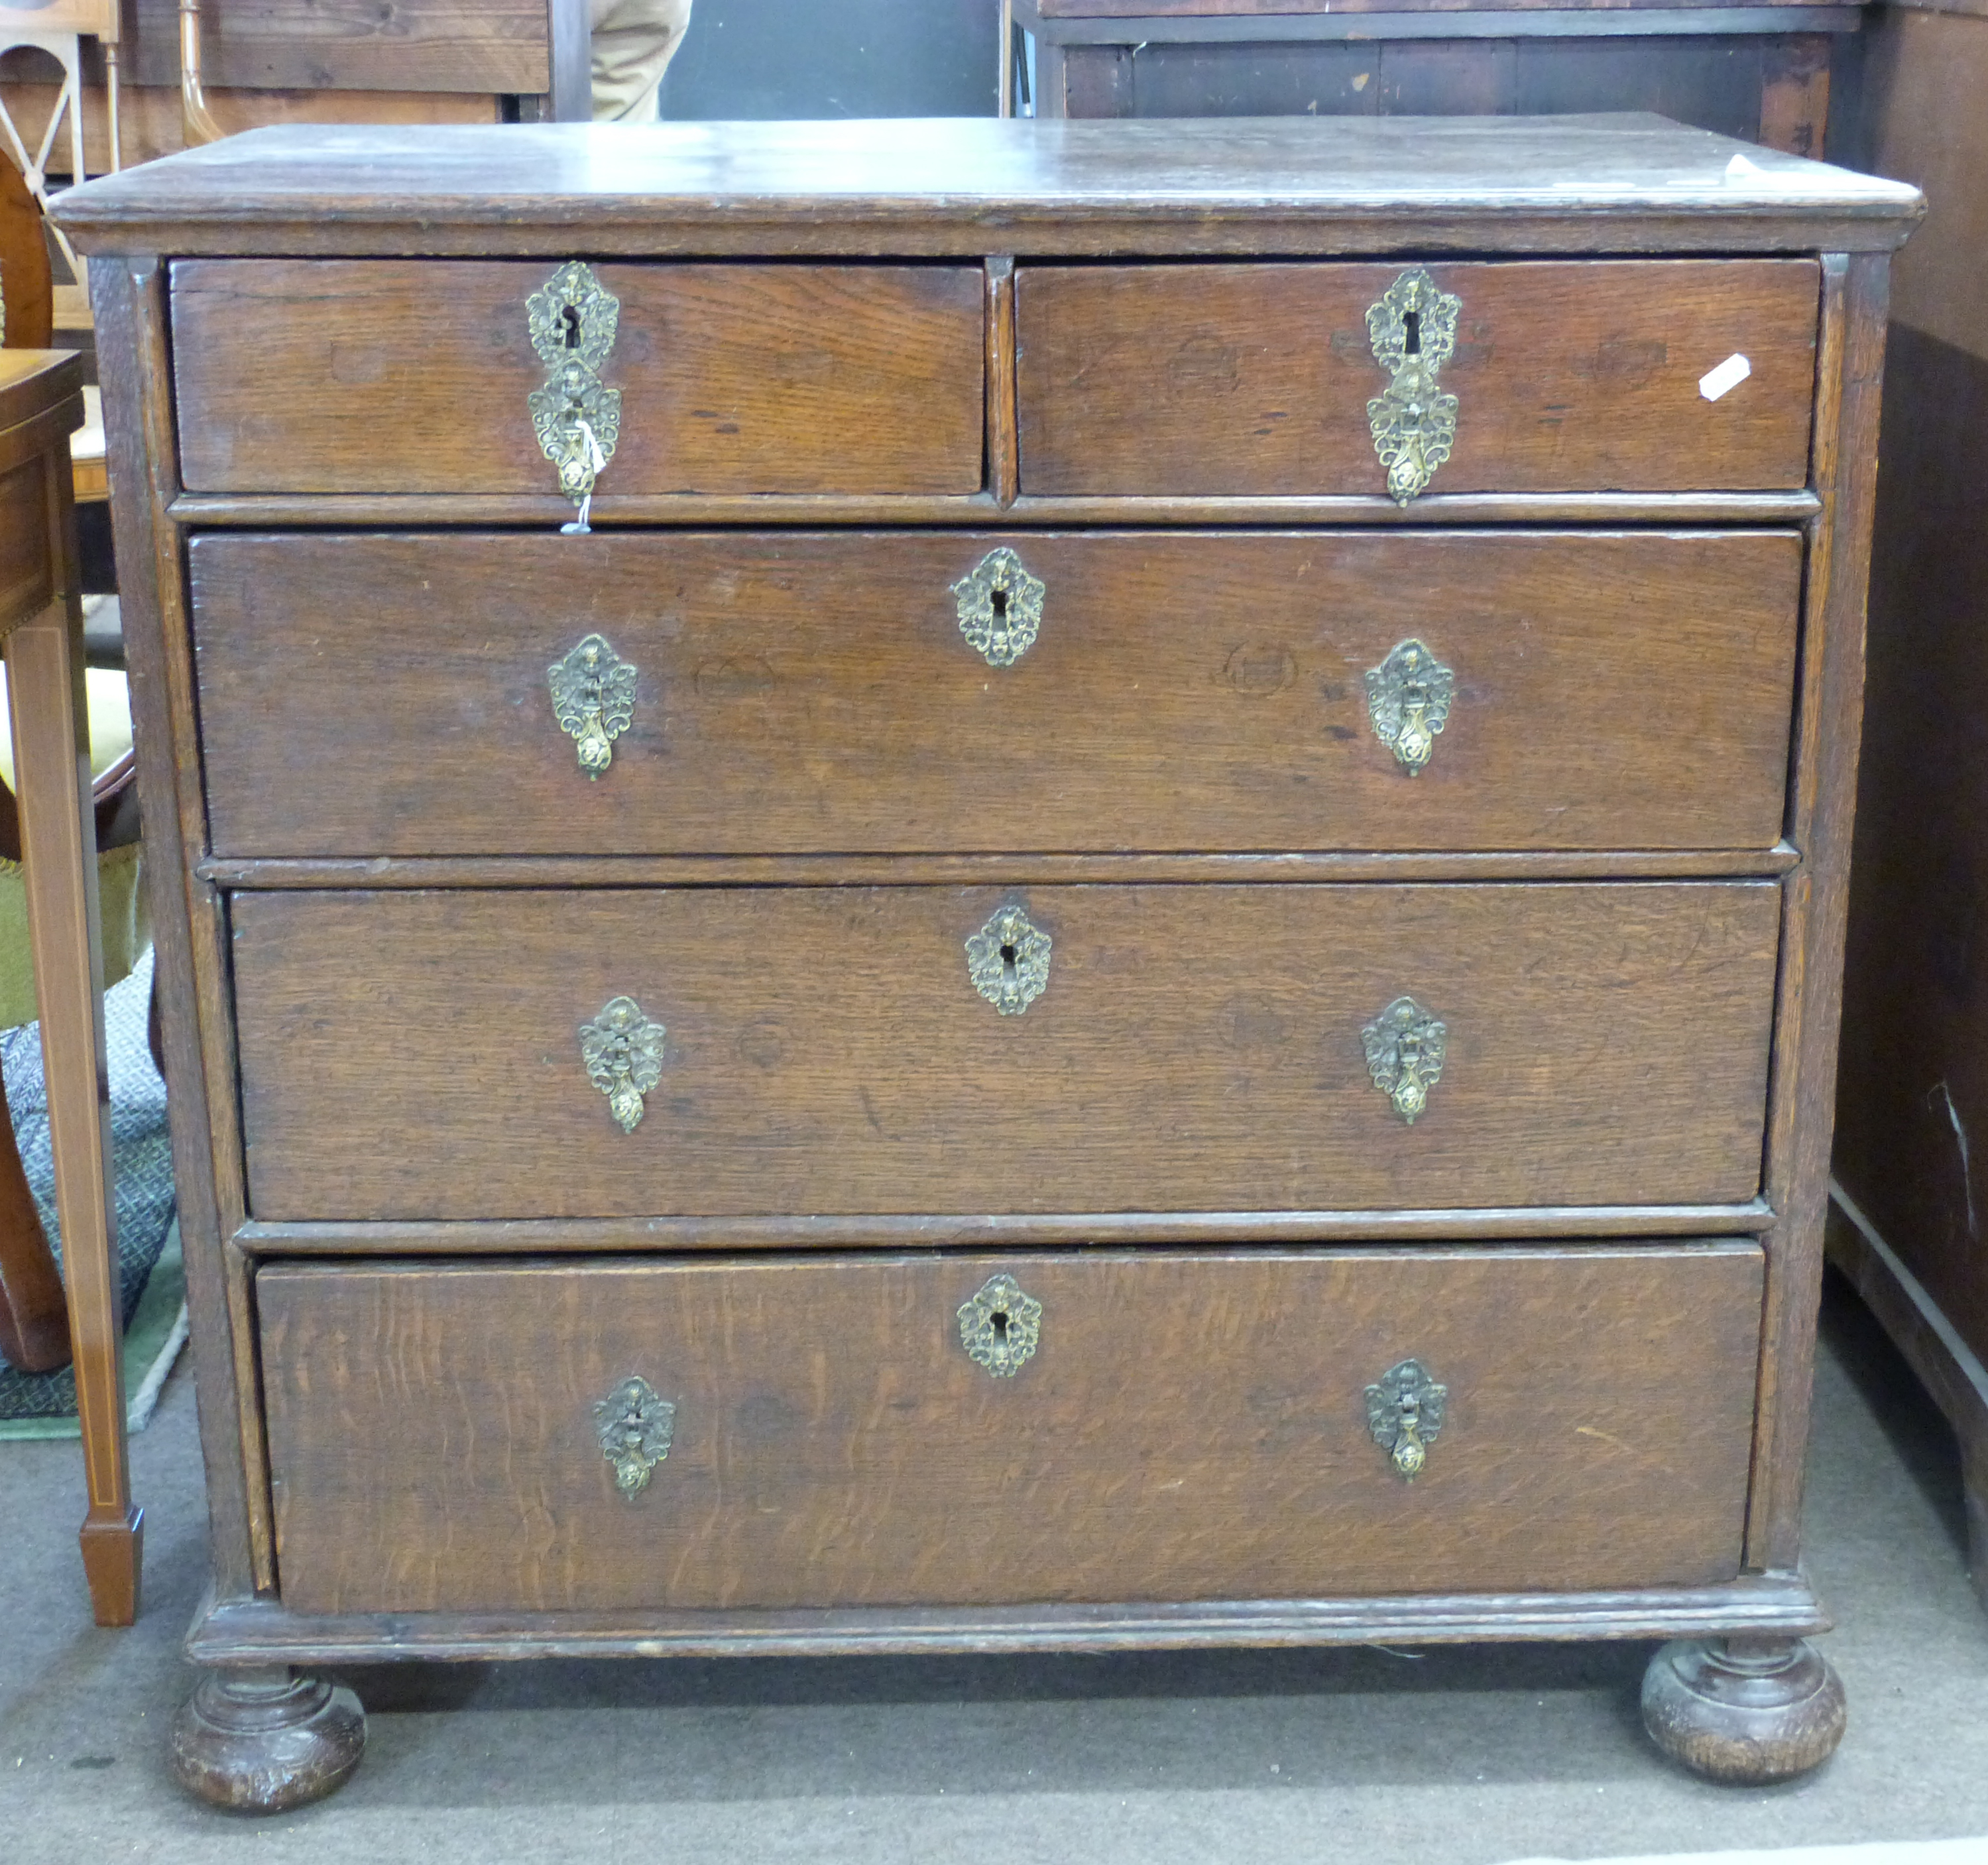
xmin=170 ymin=1667 xmax=365 ymax=1812
xmin=1642 ymin=1636 xmax=1846 ymax=1783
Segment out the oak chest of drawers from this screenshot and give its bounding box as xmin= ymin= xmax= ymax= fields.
xmin=56 ymin=114 xmax=1921 ymax=1810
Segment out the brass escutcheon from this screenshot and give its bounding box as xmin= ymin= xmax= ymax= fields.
xmin=593 ymin=1375 xmax=675 ymax=1498
xmin=528 ymin=260 xmax=622 ymax=531
xmin=1366 ymin=266 xmax=1462 ymax=505
xmin=549 ymin=633 xmax=637 ymax=777
xmin=1364 ymin=638 xmax=1454 ymax=773
xmin=966 ymin=904 xmax=1051 ymax=1015
xmin=1366 ymin=1359 xmax=1446 ymax=1478
xmin=1362 ymin=995 xmax=1447 ymax=1124
xmin=957 ymin=1273 xmax=1042 ymax=1377
xmin=952 ymin=547 xmax=1045 ymax=667
xmin=579 ymin=995 xmax=666 ymax=1133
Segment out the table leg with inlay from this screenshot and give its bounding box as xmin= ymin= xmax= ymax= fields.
xmin=1 ymin=350 xmax=141 ymax=1627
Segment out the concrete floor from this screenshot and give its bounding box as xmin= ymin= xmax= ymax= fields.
xmin=3 ymin=1270 xmax=1987 ymax=1864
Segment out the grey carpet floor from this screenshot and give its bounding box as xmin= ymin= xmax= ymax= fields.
xmin=2 ymin=1269 xmax=1985 ymax=1864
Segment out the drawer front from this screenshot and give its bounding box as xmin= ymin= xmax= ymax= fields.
xmin=171 ymin=260 xmax=986 ymax=496
xmin=192 ymin=528 xmax=1801 ymax=858
xmin=1018 ymin=260 xmax=1818 ymax=496
xmin=259 ymin=1243 xmax=1764 ymax=1614
xmin=233 ymin=882 xmax=1779 ymax=1220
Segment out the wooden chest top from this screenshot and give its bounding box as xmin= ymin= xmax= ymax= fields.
xmin=53 ymin=113 xmax=1921 ymax=258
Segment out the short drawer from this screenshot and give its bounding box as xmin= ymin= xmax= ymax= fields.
xmin=258 ymin=1243 xmax=1764 ymax=1614
xmin=232 ymin=881 xmax=1779 ymax=1220
xmin=192 ymin=528 xmax=1801 ymax=858
xmin=170 ymin=260 xmax=986 ymax=496
xmin=1018 ymin=260 xmax=1818 ymax=496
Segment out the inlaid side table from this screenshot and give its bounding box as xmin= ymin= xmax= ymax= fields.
xmin=0 ymin=346 xmax=141 ymax=1626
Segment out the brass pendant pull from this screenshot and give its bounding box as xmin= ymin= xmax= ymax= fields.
xmin=594 ymin=1375 xmax=675 ymax=1498
xmin=549 ymin=633 xmax=637 ymax=777
xmin=1366 ymin=1359 xmax=1446 ymax=1478
xmin=1362 ymin=995 xmax=1446 ymax=1123
xmin=958 ymin=1273 xmax=1042 ymax=1377
xmin=1365 ymin=638 xmax=1454 ymax=773
xmin=579 ymin=995 xmax=666 ymax=1132
xmin=966 ymin=905 xmax=1051 ymax=1015
xmin=528 ymin=260 xmax=622 ymax=532
xmin=952 ymin=547 xmax=1045 ymax=667
xmin=1367 ymin=266 xmax=1462 ymax=505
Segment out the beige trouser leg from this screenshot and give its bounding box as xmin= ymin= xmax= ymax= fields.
xmin=591 ymin=0 xmax=694 ymax=121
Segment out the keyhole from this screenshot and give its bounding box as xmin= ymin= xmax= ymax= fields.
xmin=561 ymin=304 xmax=581 ymax=349
xmin=1000 ymin=942 xmax=1018 ymax=974
xmin=990 ymin=1310 xmax=1010 ymax=1343
xmin=991 ymin=587 xmax=1008 ymax=621
xmin=1403 ymin=310 xmax=1421 ymax=357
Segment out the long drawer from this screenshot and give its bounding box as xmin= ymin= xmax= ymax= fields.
xmin=1018 ymin=259 xmax=1819 ymax=496
xmin=231 ymin=882 xmax=1780 ymax=1220
xmin=257 ymin=1243 xmax=1765 ymax=1614
xmin=191 ymin=528 xmax=1802 ymax=859
xmin=170 ymin=260 xmax=987 ymax=496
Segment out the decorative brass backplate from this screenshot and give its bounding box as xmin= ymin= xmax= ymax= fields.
xmin=579 ymin=995 xmax=666 ymax=1133
xmin=593 ymin=1375 xmax=676 ymax=1498
xmin=1362 ymin=995 xmax=1447 ymax=1124
xmin=527 ymin=260 xmax=622 ymax=530
xmin=957 ymin=1272 xmax=1043 ymax=1377
xmin=1366 ymin=266 xmax=1462 ymax=506
xmin=951 ymin=547 xmax=1045 ymax=667
xmin=1366 ymin=1358 xmax=1447 ymax=1478
xmin=966 ymin=905 xmax=1051 ymax=1015
xmin=548 ymin=633 xmax=638 ymax=777
xmin=1364 ymin=638 xmax=1454 ymax=773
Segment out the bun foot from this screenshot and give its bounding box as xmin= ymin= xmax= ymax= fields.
xmin=170 ymin=1667 xmax=365 ymax=1812
xmin=1642 ymin=1636 xmax=1845 ymax=1783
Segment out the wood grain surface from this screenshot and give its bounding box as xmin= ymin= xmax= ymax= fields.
xmin=1019 ymin=259 xmax=1820 ymax=495
xmin=231 ymin=882 xmax=1781 ymax=1220
xmin=170 ymin=260 xmax=986 ymax=496
xmin=257 ymin=1243 xmax=1765 ymax=1614
xmin=190 ymin=528 xmax=1802 ymax=858
xmin=118 ymin=0 xmax=552 ymax=93
xmin=0 ymin=456 xmax=53 ymax=634
xmin=52 ymin=119 xmax=1925 ymax=262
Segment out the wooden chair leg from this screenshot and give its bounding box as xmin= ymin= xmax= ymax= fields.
xmin=5 ymin=600 xmax=141 ymax=1626
xmin=0 ymin=1058 xmax=71 ymax=1373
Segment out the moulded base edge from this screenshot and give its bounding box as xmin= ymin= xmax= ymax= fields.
xmin=185 ymin=1573 xmax=1828 ymax=1668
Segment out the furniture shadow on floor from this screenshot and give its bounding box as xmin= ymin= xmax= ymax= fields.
xmin=1819 ymin=1262 xmax=1969 ymax=1564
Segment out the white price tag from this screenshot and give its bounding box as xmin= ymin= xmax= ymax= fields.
xmin=1699 ymin=353 xmax=1752 ymax=402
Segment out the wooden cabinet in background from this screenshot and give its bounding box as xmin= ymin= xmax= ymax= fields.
xmin=1010 ymin=0 xmax=1849 ymax=156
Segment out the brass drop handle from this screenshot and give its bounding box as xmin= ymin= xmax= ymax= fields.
xmin=1362 ymin=995 xmax=1446 ymax=1124
xmin=579 ymin=995 xmax=666 ymax=1132
xmin=528 ymin=261 xmax=623 ymax=532
xmin=549 ymin=633 xmax=637 ymax=777
xmin=1366 ymin=1359 xmax=1447 ymax=1478
xmin=1367 ymin=266 xmax=1462 ymax=505
xmin=1364 ymin=638 xmax=1454 ymax=773
xmin=594 ymin=1375 xmax=675 ymax=1498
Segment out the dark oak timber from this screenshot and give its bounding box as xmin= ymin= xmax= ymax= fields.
xmin=190 ymin=530 xmax=1801 ymax=858
xmin=53 ymin=117 xmax=1922 ymax=258
xmin=230 ymin=882 xmax=1779 ymax=1220
xmin=1018 ymin=260 xmax=1820 ymax=495
xmin=188 ymin=1573 xmax=1828 ymax=1666
xmin=258 ymin=1246 xmax=1763 ymax=1615
xmin=52 ymin=115 xmax=1916 ymax=1802
xmin=172 ymin=261 xmax=986 ymax=497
